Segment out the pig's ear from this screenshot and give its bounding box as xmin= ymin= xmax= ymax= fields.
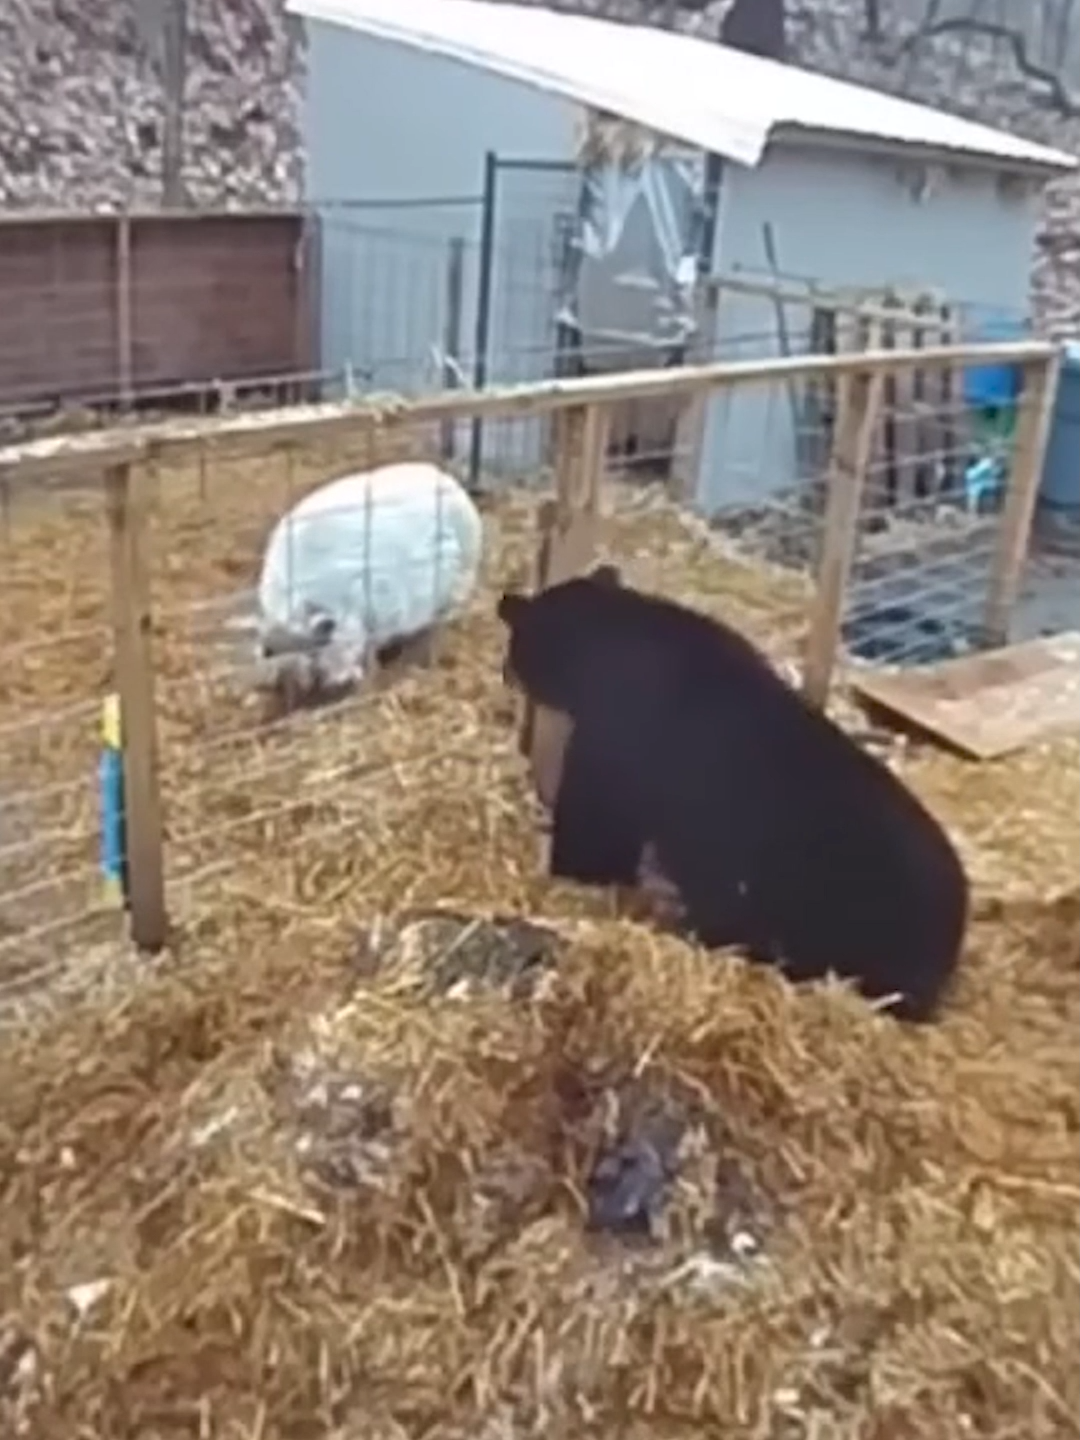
xmin=307 ymin=609 xmax=336 ymax=646
xmin=590 ymin=564 xmax=622 ymax=589
xmin=497 ymin=590 xmax=530 ymax=626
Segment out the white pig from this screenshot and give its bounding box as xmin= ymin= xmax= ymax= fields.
xmin=256 ymin=462 xmax=484 ymax=695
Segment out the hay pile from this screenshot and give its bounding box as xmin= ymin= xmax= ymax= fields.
xmin=0 ymin=435 xmax=1077 ymax=1438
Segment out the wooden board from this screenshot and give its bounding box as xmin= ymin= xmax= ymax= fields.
xmin=849 ymin=632 xmax=1080 ymax=760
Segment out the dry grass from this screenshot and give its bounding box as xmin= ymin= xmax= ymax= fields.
xmin=0 ymin=429 xmax=1077 ymax=1439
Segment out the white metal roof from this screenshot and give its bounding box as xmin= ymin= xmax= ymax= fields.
xmin=287 ymin=0 xmax=1077 ymax=174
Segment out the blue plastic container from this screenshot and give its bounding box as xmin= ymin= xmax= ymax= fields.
xmin=963 ymin=315 xmax=1028 ymax=410
xmin=1039 ymin=341 xmax=1080 ymax=514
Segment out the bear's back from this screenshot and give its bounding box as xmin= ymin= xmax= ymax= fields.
xmin=564 ymin=585 xmax=967 ymax=1020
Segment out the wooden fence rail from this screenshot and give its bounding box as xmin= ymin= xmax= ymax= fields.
xmin=0 ymin=340 xmax=1054 ymax=483
xmin=0 ymin=341 xmax=1060 ymax=955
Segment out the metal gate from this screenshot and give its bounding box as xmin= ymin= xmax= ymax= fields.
xmin=468 ymin=149 xmax=723 ymax=490
xmin=467 ymin=156 xmax=582 ymax=487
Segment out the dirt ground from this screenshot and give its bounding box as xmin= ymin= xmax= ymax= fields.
xmin=0 ymin=428 xmax=1076 ymax=1439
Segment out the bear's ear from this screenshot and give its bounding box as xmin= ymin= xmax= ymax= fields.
xmin=497 ymin=590 xmax=529 ymax=626
xmin=590 ymin=564 xmax=622 ymax=589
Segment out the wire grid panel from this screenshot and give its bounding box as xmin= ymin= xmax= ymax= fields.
xmin=317 ymin=201 xmax=484 ymax=402
xmin=596 ymin=466 xmax=815 ymax=683
xmin=703 ymin=358 xmax=838 ymax=566
xmin=151 ymin=416 xmax=547 ymax=925
xmin=698 ymin=352 xmax=1047 ymax=672
xmin=475 ymin=162 xmax=583 ymax=485
xmin=0 ymin=471 xmax=124 ymax=1004
xmin=841 ymin=361 xmax=1017 ymax=669
xmin=485 ymin=162 xmax=581 ymax=387
xmin=0 ymin=350 xmax=1055 ymax=997
xmin=147 ymin=400 xmax=824 ymax=931
xmin=0 ymin=201 xmax=487 ymax=434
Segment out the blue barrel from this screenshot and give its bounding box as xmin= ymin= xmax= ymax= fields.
xmin=1039 ymin=341 xmax=1080 ymax=515
xmin=963 ymin=315 xmax=1028 ymax=410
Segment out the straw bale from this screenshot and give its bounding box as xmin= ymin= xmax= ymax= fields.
xmin=0 ymin=433 xmax=1077 ymax=1438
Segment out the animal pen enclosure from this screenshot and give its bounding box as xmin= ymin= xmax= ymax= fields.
xmin=0 ymin=335 xmax=1060 ymax=983
xmin=0 ymin=340 xmax=1076 ymax=1440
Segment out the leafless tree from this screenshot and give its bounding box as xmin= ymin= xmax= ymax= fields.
xmin=861 ymin=0 xmax=1079 ymax=115
xmin=160 ymin=0 xmax=189 ymax=205
xmin=136 ymin=0 xmax=189 ymax=205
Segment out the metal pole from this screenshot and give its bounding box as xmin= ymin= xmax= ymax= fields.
xmin=161 ymin=0 xmax=188 ymax=207
xmin=441 ymin=235 xmax=466 ymax=461
xmin=468 ymin=150 xmax=498 ymax=492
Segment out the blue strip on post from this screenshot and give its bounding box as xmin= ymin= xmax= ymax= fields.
xmin=99 ymin=693 xmax=128 ymax=909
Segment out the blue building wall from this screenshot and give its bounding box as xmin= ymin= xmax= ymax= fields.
xmin=700 ymin=142 xmax=1042 ymax=511
xmin=304 ymin=18 xmax=577 ymax=436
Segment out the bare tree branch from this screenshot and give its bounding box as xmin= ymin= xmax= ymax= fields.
xmin=860 ymin=0 xmax=883 ymax=43
xmin=1055 ymin=0 xmax=1078 ymax=61
xmin=161 ymin=0 xmax=189 ymax=206
xmin=881 ymin=14 xmax=1079 ymax=116
xmin=720 ymin=0 xmax=785 ymax=59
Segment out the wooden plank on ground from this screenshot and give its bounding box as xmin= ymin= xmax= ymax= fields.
xmin=849 ymin=632 xmax=1080 ymax=761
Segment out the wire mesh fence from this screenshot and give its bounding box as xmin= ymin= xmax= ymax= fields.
xmin=141 ymin=411 xmax=819 ymax=960
xmin=317 ymin=199 xmax=484 ymax=402
xmin=0 ymin=199 xmax=488 ymax=432
xmin=706 ymin=367 xmax=1026 ymax=669
xmin=841 ymin=389 xmax=1008 ymax=669
xmin=148 ymin=435 xmax=516 ymax=913
xmin=2 ymin=193 xmax=1047 ymax=524
xmin=0 ymin=340 xmax=1063 ymax=1016
xmin=0 ymin=191 xmax=872 ymax=476
xmin=0 ymin=478 xmax=122 ymax=1000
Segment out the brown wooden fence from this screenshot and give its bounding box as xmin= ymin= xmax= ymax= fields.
xmin=0 ymin=209 xmax=319 ymax=413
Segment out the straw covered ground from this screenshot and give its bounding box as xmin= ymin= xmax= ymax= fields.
xmin=0 ymin=427 xmax=1077 ymax=1439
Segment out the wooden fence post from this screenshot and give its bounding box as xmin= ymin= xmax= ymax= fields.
xmin=802 ymin=332 xmax=885 ymax=709
xmin=115 ymin=213 xmax=134 ymax=409
xmin=980 ymin=350 xmax=1062 ymax=648
xmin=519 ymin=402 xmax=609 ymax=806
xmin=670 ymin=284 xmax=719 ymax=503
xmin=517 ymin=507 xmax=554 ymax=763
xmin=105 ymin=461 xmax=168 ymax=952
xmin=936 ymin=300 xmax=959 ymax=498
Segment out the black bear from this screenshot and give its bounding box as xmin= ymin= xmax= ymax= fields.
xmin=497 ymin=565 xmax=969 ymax=1022
xmin=522 ymin=702 xmax=687 ymax=928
